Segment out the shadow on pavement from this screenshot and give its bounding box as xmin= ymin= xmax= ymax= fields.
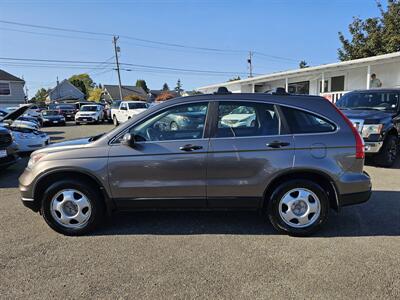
xmin=43 ymin=130 xmax=65 ymax=135
xmin=0 ymin=157 xmax=28 ymax=188
xmin=94 ymin=191 xmax=400 ymax=237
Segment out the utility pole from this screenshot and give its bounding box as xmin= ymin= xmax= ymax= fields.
xmin=113 ymin=35 xmax=123 ymax=100
xmin=247 ymin=51 xmax=253 ymax=78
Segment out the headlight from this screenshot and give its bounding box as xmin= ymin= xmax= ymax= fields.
xmin=43 ymin=118 xmax=49 ymax=121
xmin=27 ymin=153 xmax=47 ymax=169
xmin=361 ymin=124 xmax=383 ymax=138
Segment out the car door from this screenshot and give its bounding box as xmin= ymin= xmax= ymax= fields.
xmin=206 ymin=100 xmax=295 ymax=208
xmin=119 ymin=103 xmax=128 ymax=123
xmin=108 ymin=101 xmax=210 ymax=209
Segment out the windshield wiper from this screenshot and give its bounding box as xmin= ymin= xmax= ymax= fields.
xmin=350 ymin=106 xmax=381 ymax=111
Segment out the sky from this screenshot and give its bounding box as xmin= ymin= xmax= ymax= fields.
xmin=0 ymin=0 xmax=383 ymax=98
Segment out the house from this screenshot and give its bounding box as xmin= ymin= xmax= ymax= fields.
xmin=149 ymin=90 xmax=178 ymax=102
xmin=0 ymin=69 xmax=26 ymax=109
xmin=47 ymin=79 xmax=85 ymax=103
xmin=101 ymin=85 xmax=147 ymax=102
xmin=197 ymin=52 xmax=400 ymax=103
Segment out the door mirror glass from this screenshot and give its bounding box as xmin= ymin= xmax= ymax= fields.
xmin=121 ymin=133 xmax=135 ymax=147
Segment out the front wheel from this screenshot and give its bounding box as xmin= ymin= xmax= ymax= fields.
xmin=40 ymin=179 xmax=105 ymax=235
xmin=267 ymin=179 xmax=329 ymax=236
xmin=374 ymin=135 xmax=398 ymax=168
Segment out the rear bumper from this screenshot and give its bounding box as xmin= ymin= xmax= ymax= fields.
xmin=337 ymin=171 xmax=372 ymax=207
xmin=339 ymin=190 xmax=372 ymax=207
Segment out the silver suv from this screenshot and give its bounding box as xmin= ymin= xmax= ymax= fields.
xmin=19 ymin=92 xmax=371 ymax=236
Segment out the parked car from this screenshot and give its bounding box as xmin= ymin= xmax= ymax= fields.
xmin=0 ymin=109 xmax=9 ymax=117
xmin=0 ymin=106 xmax=49 ymax=152
xmin=54 ymin=104 xmax=76 ymax=121
xmin=0 ymin=106 xmax=40 ymax=131
xmin=41 ymin=110 xmax=66 ymax=126
xmin=111 ymin=101 xmax=148 ymax=125
xmin=75 ymin=104 xmax=104 ymax=125
xmin=336 ymin=89 xmax=400 ymax=167
xmin=17 ymin=115 xmax=42 ymax=127
xmin=19 ymin=91 xmax=372 ymax=236
xmin=220 ymin=105 xmax=256 ymax=128
xmin=0 ymin=126 xmax=19 ymax=169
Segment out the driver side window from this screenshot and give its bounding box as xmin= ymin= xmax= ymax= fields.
xmin=129 ymin=102 xmax=208 ymax=142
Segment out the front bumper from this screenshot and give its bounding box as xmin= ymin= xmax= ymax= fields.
xmin=76 ymin=117 xmax=97 ymax=123
xmin=364 ymin=141 xmax=383 ymax=153
xmin=19 ymin=168 xmax=39 ymax=211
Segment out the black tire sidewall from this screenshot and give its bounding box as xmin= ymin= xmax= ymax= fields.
xmin=375 ymin=135 xmax=398 ymax=167
xmin=267 ymin=179 xmax=329 ymax=236
xmin=40 ymin=180 xmax=104 ymax=236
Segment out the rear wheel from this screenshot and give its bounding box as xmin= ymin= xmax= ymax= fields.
xmin=40 ymin=179 xmax=105 ymax=236
xmin=374 ymin=135 xmax=398 ymax=168
xmin=267 ymin=179 xmax=329 ymax=236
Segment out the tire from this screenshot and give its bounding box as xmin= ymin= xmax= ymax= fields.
xmin=374 ymin=135 xmax=398 ymax=168
xmin=267 ymin=179 xmax=329 ymax=236
xmin=113 ymin=115 xmax=119 ymax=126
xmin=75 ymin=122 xmax=80 ymax=125
xmin=40 ymin=179 xmax=105 ymax=236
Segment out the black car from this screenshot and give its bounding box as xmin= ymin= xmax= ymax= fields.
xmin=336 ymin=89 xmax=400 ymax=167
xmin=41 ymin=110 xmax=66 ymax=126
xmin=0 ymin=126 xmax=19 ymax=169
xmin=50 ymin=104 xmax=76 ymax=121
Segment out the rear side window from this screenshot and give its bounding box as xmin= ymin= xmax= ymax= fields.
xmin=216 ymin=102 xmax=281 ymax=138
xmin=280 ymin=106 xmax=336 ymax=134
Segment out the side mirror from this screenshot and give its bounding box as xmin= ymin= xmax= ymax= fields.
xmin=121 ymin=133 xmax=135 ymax=147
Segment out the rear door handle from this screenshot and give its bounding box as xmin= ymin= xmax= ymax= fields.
xmin=266 ymin=141 xmax=290 ymax=148
xmin=179 ymin=144 xmax=203 ymax=151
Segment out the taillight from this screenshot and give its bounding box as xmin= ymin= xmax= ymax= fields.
xmin=329 ymin=102 xmax=365 ymax=159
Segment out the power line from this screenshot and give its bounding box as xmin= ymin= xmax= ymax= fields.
xmin=0 ymin=57 xmax=254 ymax=75
xmin=0 ymin=19 xmax=301 ymax=61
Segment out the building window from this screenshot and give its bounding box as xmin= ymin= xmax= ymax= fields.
xmin=0 ymin=83 xmax=11 ymax=95
xmin=331 ymin=76 xmax=345 ymax=92
xmin=288 ymin=81 xmax=309 ymax=94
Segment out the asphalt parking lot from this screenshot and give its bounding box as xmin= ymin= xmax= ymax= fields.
xmin=0 ymin=123 xmax=399 ymax=299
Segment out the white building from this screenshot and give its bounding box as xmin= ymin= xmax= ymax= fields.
xmin=197 ymin=52 xmax=400 ymax=102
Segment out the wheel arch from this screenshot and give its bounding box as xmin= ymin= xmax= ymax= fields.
xmin=33 ymin=169 xmax=115 ymax=214
xmin=263 ymin=169 xmax=339 ymax=211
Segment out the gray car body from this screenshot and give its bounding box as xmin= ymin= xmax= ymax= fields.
xmin=19 ymin=93 xmax=371 ymax=212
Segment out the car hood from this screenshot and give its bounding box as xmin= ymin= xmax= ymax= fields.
xmin=341 ymin=109 xmax=393 ymax=123
xmin=0 ymin=105 xmax=30 ymax=122
xmin=33 ymin=137 xmax=92 ymax=155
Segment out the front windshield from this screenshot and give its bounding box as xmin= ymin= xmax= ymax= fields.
xmin=42 ymin=110 xmax=59 ymax=116
xmin=81 ymin=105 xmax=98 ymax=112
xmin=336 ymin=92 xmax=399 ymax=112
xmin=128 ymin=102 xmax=147 ymax=109
xmin=57 ymin=105 xmax=74 ymax=110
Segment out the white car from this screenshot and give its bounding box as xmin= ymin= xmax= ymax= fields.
xmin=75 ymin=104 xmax=104 ymax=125
xmin=11 ymin=127 xmax=50 ymax=152
xmin=220 ymin=106 xmax=257 ymax=128
xmin=111 ymin=101 xmax=149 ymax=125
xmin=0 ymin=106 xmax=49 ymax=152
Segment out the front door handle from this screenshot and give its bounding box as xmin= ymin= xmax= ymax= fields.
xmin=266 ymin=141 xmax=290 ymax=148
xmin=179 ymin=144 xmax=203 ymax=151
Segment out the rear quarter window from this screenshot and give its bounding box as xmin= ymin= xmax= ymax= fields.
xmin=280 ymin=106 xmax=336 ymax=134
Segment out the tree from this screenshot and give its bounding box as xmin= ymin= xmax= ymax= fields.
xmin=123 ymin=94 xmax=146 ymax=101
xmin=88 ymin=87 xmax=103 ymax=102
xmin=299 ymin=60 xmax=309 ymax=68
xmin=162 ymin=83 xmax=170 ymax=91
xmin=68 ymin=74 xmax=94 ymax=92
xmin=156 ymin=91 xmax=175 ymax=101
xmin=338 ymin=0 xmax=400 ymax=61
xmin=228 ymin=76 xmax=241 ymax=82
xmin=135 ymin=79 xmax=149 ymax=93
xmin=174 ymin=79 xmax=183 ymax=95
xmin=32 ymin=88 xmax=48 ymax=102
xmin=70 ymin=79 xmax=87 ymax=97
